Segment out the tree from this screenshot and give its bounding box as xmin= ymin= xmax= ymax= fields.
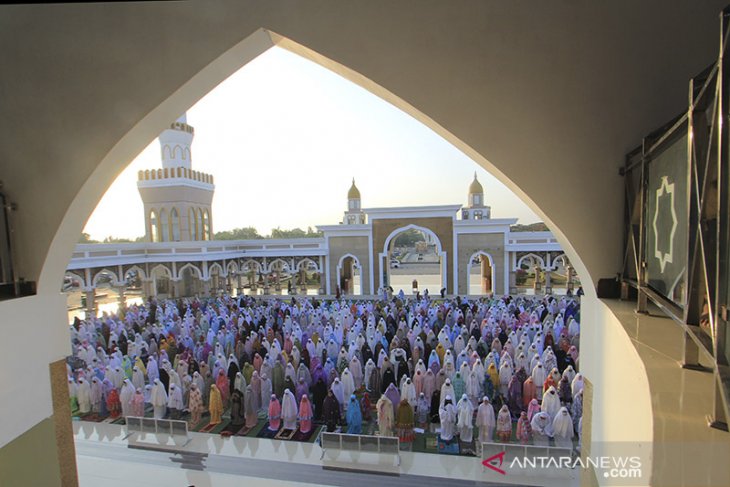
xmin=214 ymin=227 xmax=264 ymax=240
xmin=510 ymin=222 xmax=549 ymax=232
xmin=270 ymin=227 xmax=307 ymax=239
xmin=78 ymin=232 xmax=98 ymax=243
xmin=102 ymin=236 xmax=136 ymax=243
xmin=392 ymin=229 xmax=426 ymax=248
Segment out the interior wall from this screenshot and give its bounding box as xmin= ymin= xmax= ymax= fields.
xmin=0 ymin=1 xmax=723 ymax=296
xmin=0 ymin=293 xmax=70 ymax=449
xmin=0 ymin=1 xmax=726 ymax=484
xmin=580 ymin=297 xmax=654 ymax=485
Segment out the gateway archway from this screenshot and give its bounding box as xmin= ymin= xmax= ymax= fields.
xmin=467 ymin=250 xmax=495 ymax=295
xmin=380 ymin=224 xmax=446 ymax=295
xmin=38 ymin=28 xmax=594 ymax=299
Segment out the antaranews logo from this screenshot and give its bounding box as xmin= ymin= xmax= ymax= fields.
xmin=482 ymin=451 xmax=506 ymax=475
xmin=482 ymin=453 xmax=642 ymax=479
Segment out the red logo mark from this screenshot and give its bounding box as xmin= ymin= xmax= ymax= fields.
xmin=482 ymin=451 xmax=507 ymax=475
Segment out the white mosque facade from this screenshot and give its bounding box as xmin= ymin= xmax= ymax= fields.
xmin=65 ymin=117 xmax=571 ymax=314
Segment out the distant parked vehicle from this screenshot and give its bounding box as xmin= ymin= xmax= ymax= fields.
xmin=390 ymin=260 xmax=400 ymax=269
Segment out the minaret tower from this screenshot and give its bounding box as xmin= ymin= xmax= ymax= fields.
xmin=137 ymin=114 xmax=215 ymax=242
xmin=462 ymin=172 xmax=491 ymax=220
xmin=344 ymin=178 xmax=365 ymax=224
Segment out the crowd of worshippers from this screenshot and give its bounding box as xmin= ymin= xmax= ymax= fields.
xmin=67 ymin=292 xmax=583 ymax=446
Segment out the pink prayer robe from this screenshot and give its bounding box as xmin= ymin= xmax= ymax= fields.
xmin=131 ymin=392 xmax=145 ymax=417
xmin=268 ymin=397 xmax=281 ymax=431
xmin=298 ymin=396 xmax=314 ymax=433
xmin=522 ymin=378 xmax=536 ymax=408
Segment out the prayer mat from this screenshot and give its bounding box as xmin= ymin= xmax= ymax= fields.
xmin=459 ymin=439 xmax=477 ymax=457
xmin=274 ymin=428 xmax=297 ymax=440
xmin=291 ymin=425 xmax=320 ymax=443
xmin=256 ymin=423 xmax=280 ymax=439
xmin=79 ymin=413 xmax=104 ymax=422
xmin=437 ymin=437 xmax=460 ymax=455
xmin=234 ymin=425 xmax=252 ymax=437
xmin=199 ymin=422 xmax=220 ymax=433
xmin=221 ymin=422 xmax=246 ymax=435
xmin=424 ymin=435 xmax=438 ymax=451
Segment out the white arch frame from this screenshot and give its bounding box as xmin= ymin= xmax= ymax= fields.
xmin=515 ymin=253 xmax=545 ymax=271
xmin=123 ymin=265 xmax=147 ymax=283
xmin=63 ymin=271 xmax=86 ymax=290
xmin=91 ymin=267 xmax=122 ymax=287
xmin=177 ymin=262 xmax=202 ymax=280
xmin=296 ymin=257 xmax=320 ymax=273
xmin=207 ymin=262 xmax=226 ymax=280
xmin=226 ymin=261 xmax=239 ymax=275
xmin=266 ymin=258 xmax=291 ymax=274
xmin=336 ymin=253 xmax=362 ymax=295
xmin=39 ymin=28 xmax=596 ymax=303
xmin=551 ymin=253 xmax=568 ymax=270
xmin=149 ymin=264 xmax=172 ymax=278
xmin=379 ymin=223 xmax=447 ymax=292
xmin=240 ymin=259 xmax=265 ymax=274
xmin=466 ymin=250 xmax=496 ymax=296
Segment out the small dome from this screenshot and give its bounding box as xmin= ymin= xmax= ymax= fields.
xmin=348 ymin=178 xmax=361 ymax=199
xmin=469 ymin=172 xmax=483 ymax=194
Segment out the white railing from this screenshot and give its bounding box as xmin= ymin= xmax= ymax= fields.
xmin=319 ymin=431 xmax=401 ymax=466
xmin=506 ymin=231 xmax=562 ymax=251
xmin=124 ymin=416 xmax=189 ymax=438
xmin=68 ymin=238 xmax=328 ymax=270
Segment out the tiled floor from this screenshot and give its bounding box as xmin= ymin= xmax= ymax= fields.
xmin=603 ymin=299 xmax=730 ymax=487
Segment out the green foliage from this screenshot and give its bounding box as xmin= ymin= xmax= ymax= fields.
xmin=214 ymin=227 xmax=264 ymax=240
xmin=270 ymin=226 xmax=322 ymax=239
xmin=79 ymin=233 xmax=142 ymax=243
xmin=392 ymin=228 xmax=426 ymax=248
xmin=102 ymin=236 xmax=136 ymax=243
xmin=510 ymin=222 xmax=549 ymax=232
xmin=78 ymin=232 xmax=97 ymax=243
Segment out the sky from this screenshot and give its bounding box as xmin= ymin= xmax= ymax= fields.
xmin=82 ymin=47 xmax=540 ymax=241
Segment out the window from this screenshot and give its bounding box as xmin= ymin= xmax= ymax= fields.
xmin=203 ymin=209 xmax=210 ymax=240
xmin=474 ymin=211 xmax=483 ymax=220
xmin=150 ymin=210 xmax=159 ymax=242
xmin=170 ymin=208 xmax=180 ymax=241
xmin=159 ymin=209 xmax=169 ymax=241
xmin=196 ymin=209 xmax=203 ymax=240
xmin=188 ymin=207 xmax=197 ymax=241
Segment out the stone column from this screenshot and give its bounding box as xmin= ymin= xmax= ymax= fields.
xmin=141 ymin=278 xmax=153 ymax=298
xmin=566 ymin=265 xmax=574 ymax=293
xmin=509 ymin=270 xmax=517 ymax=295
xmin=114 ymin=284 xmax=126 ymax=310
xmin=544 ymin=268 xmax=552 ymax=295
xmin=236 ymin=273 xmax=243 ymax=296
xmin=533 ymin=266 xmax=542 ymax=293
xmin=170 ymin=278 xmax=180 ymax=298
xmin=201 ymin=279 xmax=211 ymax=298
xmin=262 ymin=274 xmax=270 ymax=295
xmin=84 ymin=288 xmax=96 ymax=318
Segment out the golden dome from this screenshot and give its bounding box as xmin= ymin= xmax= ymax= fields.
xmin=469 ymin=172 xmax=483 ymax=194
xmin=348 ymin=178 xmax=361 ymax=199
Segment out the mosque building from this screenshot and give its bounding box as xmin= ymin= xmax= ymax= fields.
xmin=65 ymin=118 xmax=569 ymax=314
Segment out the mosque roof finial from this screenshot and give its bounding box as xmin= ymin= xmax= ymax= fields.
xmin=469 ymin=172 xmax=483 ymax=194
xmin=348 ymin=178 xmax=361 ymax=199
